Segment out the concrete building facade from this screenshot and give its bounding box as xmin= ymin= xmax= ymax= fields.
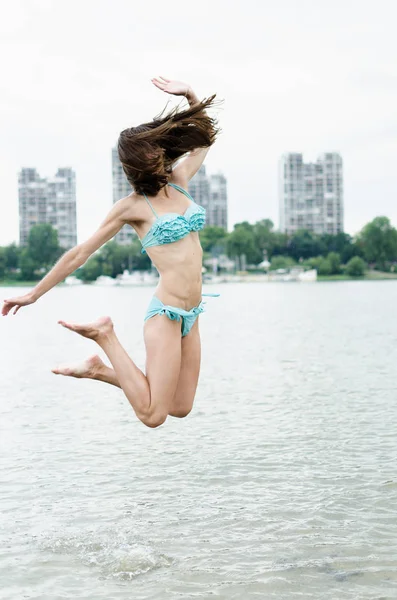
xmin=279 ymin=152 xmax=343 ymax=235
xmin=188 ymin=166 xmax=228 ymax=230
xmin=112 ymin=146 xmax=134 ymax=245
xmin=19 ymin=167 xmax=77 ymax=249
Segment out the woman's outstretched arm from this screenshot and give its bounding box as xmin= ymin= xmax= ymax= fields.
xmin=2 ymin=199 xmax=129 ymax=316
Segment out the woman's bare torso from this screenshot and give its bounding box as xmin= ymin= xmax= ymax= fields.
xmin=125 ymin=183 xmax=204 ymax=309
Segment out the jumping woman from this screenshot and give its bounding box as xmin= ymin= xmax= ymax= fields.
xmin=2 ymin=77 xmax=220 ymax=428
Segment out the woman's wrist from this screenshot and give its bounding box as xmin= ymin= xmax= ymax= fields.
xmin=185 ymin=87 xmax=199 ymax=105
xmin=29 ymin=288 xmax=39 ymax=302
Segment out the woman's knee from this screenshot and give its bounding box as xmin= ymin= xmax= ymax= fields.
xmin=142 ymin=411 xmax=168 ymax=429
xmin=169 ymin=405 xmax=193 ymax=419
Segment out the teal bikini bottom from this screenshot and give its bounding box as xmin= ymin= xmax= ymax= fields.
xmin=144 ymin=294 xmax=219 ymax=337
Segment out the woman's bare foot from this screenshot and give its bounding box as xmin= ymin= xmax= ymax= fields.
xmin=52 ymin=354 xmax=105 ymax=379
xmin=57 ymin=316 xmax=113 ymax=341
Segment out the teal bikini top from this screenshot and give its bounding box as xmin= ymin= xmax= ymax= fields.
xmin=140 ymin=183 xmax=206 ymax=254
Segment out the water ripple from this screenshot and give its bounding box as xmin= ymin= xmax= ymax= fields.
xmin=1 ymin=282 xmax=397 ymax=599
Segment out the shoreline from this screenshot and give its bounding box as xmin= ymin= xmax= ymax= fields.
xmin=0 ymin=281 xmax=39 ymax=287
xmin=1 ymin=272 xmax=397 ymax=287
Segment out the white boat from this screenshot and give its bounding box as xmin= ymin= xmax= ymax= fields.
xmin=298 ymin=269 xmax=317 ymax=282
xmin=116 ymin=269 xmax=158 ymax=286
xmin=64 ymin=276 xmax=83 ymax=285
xmin=268 ymin=268 xmax=318 ymax=282
xmin=93 ymin=275 xmax=118 ymax=286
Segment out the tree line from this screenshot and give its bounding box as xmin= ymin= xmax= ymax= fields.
xmin=1 ymin=216 xmax=397 ymax=282
xmin=203 ymin=216 xmax=397 ymax=277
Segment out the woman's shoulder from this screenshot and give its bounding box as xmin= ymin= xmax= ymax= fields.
xmin=115 ymin=191 xmax=146 ymax=222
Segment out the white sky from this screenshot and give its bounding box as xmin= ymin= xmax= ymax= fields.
xmin=1 ymin=0 xmax=396 ymax=245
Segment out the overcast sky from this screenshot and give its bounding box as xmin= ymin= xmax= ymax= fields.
xmin=1 ymin=0 xmax=396 ymax=245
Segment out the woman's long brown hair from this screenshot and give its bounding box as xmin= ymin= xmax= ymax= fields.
xmin=117 ymin=95 xmax=220 ymax=196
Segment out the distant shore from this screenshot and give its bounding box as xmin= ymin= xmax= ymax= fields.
xmin=1 ymin=270 xmax=397 ymax=288
xmin=318 ymin=271 xmax=397 ymax=281
xmin=0 ymin=281 xmax=39 ymax=287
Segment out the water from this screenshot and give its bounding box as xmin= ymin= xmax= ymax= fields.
xmin=1 ymin=281 xmax=397 ymax=599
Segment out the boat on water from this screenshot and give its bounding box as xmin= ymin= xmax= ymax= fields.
xmin=93 ymin=275 xmax=118 ymax=286
xmin=203 ymin=268 xmax=318 ymax=283
xmin=268 ymin=268 xmax=317 ymax=282
xmin=298 ymin=269 xmax=317 ymax=282
xmin=116 ymin=270 xmax=159 ymax=286
xmin=64 ymin=276 xmax=83 ymax=286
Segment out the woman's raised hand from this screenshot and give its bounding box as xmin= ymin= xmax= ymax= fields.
xmin=2 ymin=292 xmax=36 ymax=316
xmin=151 ymin=76 xmax=191 ymax=98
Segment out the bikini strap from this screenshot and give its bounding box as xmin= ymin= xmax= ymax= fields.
xmin=143 ymin=192 xmax=159 ymax=218
xmin=168 ymin=182 xmax=194 ymax=202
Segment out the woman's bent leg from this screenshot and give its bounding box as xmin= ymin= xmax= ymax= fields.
xmin=169 ymin=320 xmax=201 ymax=418
xmin=52 ymin=354 xmax=121 ymax=388
xmin=58 ymin=315 xmax=182 ymax=428
xmin=143 ymin=315 xmax=182 ymax=421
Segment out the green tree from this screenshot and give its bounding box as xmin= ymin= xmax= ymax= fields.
xmin=99 ymin=241 xmax=130 ymax=278
xmin=27 ymin=224 xmax=61 ymax=270
xmin=270 ymin=255 xmax=296 ymax=270
xmin=76 ymin=239 xmax=152 ymax=280
xmin=252 ymin=219 xmax=275 ymax=256
xmin=327 ymin=252 xmax=341 ymax=275
xmin=341 ymin=241 xmax=363 ymax=264
xmin=318 ymin=258 xmax=332 ymax=276
xmin=306 ymin=256 xmax=321 ymax=270
xmin=288 ymin=230 xmax=326 ymax=261
xmin=307 ymin=255 xmax=332 ymax=275
xmin=77 ymin=257 xmax=103 ymax=282
xmin=4 ymin=243 xmax=21 ymax=270
xmin=357 ymin=217 xmax=397 ymax=270
xmin=123 ymin=239 xmax=151 ymax=271
xmin=319 ymin=232 xmax=356 ymax=261
xmin=0 ymin=248 xmax=6 ymax=279
xmin=270 ymin=231 xmax=289 ymax=257
xmin=19 ymin=249 xmax=38 ymax=281
xmin=319 ymin=234 xmax=361 ymax=263
xmin=227 ymin=222 xmax=262 ymax=265
xmin=346 ymin=256 xmax=366 ymax=277
xmin=199 ymin=226 xmax=227 ymax=254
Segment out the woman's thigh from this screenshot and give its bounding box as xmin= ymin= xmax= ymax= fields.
xmin=169 ymin=319 xmax=201 ymax=418
xmin=143 ymin=315 xmax=183 ymax=418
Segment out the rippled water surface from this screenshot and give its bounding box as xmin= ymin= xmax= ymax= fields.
xmin=1 ymin=281 xmax=397 ymax=599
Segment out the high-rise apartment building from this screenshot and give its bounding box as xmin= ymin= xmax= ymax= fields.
xmin=188 ymin=165 xmax=211 ymax=212
xmin=18 ymin=167 xmax=77 ymax=248
xmin=47 ymin=168 xmax=77 ymax=249
xmin=208 ymin=173 xmax=228 ymax=230
xmin=279 ymin=153 xmax=343 ymax=235
xmin=188 ymin=166 xmax=228 ymax=230
xmin=112 ymin=146 xmax=134 ymax=245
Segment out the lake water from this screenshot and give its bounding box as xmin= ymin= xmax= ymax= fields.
xmin=1 ymin=281 xmax=397 ymax=599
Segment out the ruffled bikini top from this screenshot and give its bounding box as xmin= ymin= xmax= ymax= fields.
xmin=140 ymin=183 xmax=206 ymax=254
